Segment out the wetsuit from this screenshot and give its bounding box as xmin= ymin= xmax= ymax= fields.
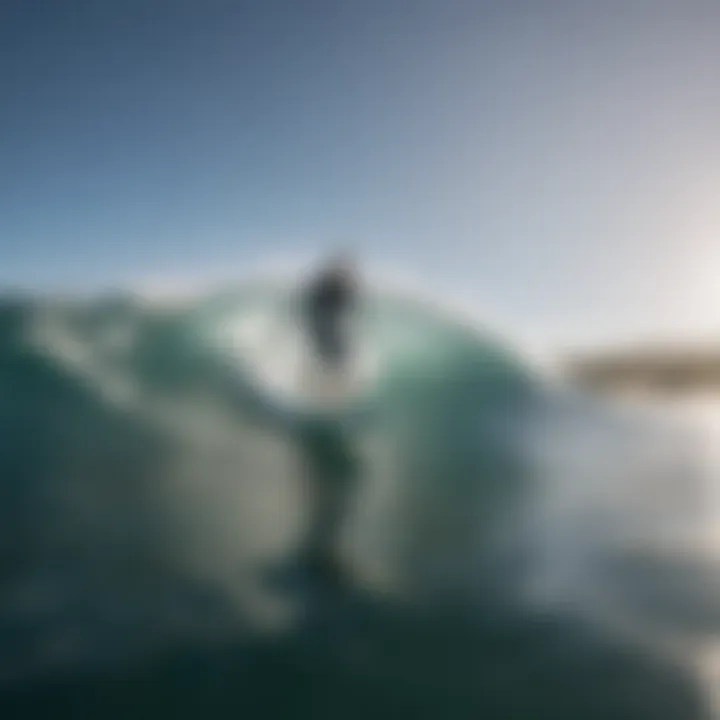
xmin=303 ymin=268 xmax=355 ymax=366
xmin=297 ymin=265 xmax=358 ymax=581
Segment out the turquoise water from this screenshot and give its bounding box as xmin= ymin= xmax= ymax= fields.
xmin=0 ymin=284 xmax=711 ymax=718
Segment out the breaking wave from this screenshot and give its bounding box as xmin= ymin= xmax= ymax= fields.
xmin=0 ymin=280 xmax=714 ymax=717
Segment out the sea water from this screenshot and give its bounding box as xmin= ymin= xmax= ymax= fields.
xmin=0 ymin=283 xmax=716 ymax=717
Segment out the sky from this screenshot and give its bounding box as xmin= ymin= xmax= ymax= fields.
xmin=3 ymin=1 xmax=720 ymax=347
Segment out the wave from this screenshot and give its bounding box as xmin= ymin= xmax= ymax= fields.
xmin=0 ymin=283 xmax=712 ymax=717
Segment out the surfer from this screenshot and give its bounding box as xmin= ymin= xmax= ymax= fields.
xmin=292 ymin=254 xmax=361 ymax=585
xmin=223 ymin=255 xmax=367 ymax=589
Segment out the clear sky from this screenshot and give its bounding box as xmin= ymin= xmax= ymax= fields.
xmin=3 ymin=1 xmax=720 ymax=346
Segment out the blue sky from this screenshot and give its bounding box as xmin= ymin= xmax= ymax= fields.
xmin=3 ymin=1 xmax=720 ymax=346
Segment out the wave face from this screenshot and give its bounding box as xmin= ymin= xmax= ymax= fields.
xmin=0 ymin=285 xmax=709 ymax=718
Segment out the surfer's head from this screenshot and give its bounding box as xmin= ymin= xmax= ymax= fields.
xmin=317 ymin=249 xmax=357 ymax=286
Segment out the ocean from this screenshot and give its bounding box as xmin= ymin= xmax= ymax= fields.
xmin=0 ymin=282 xmax=717 ymax=718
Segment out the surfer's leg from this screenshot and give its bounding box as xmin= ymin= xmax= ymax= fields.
xmin=302 ymin=473 xmax=345 ymax=560
xmin=300 ymin=452 xmax=358 ymax=578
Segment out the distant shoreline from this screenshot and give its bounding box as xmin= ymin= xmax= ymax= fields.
xmin=565 ymin=345 xmax=720 ymax=392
